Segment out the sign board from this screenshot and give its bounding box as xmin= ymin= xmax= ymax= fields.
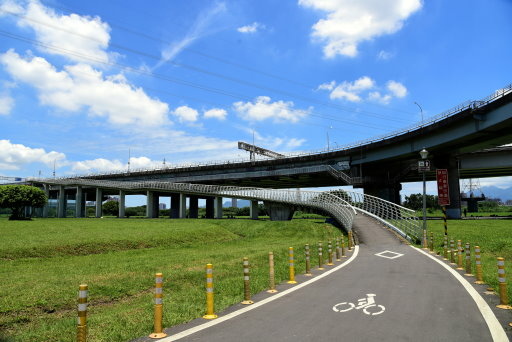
xmin=436 ymin=169 xmax=450 ymax=206
xmin=418 ymin=160 xmax=431 ymax=172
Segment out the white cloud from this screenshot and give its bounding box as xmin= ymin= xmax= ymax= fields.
xmin=299 ymin=0 xmax=422 ymax=58
xmin=71 ymin=156 xmax=161 ymax=172
xmin=154 ymin=2 xmax=227 ymax=70
xmin=204 ymin=108 xmax=227 ymax=120
xmin=173 ymin=105 xmax=198 ymax=122
xmin=237 ymin=22 xmax=265 ymax=33
xmin=0 ymin=49 xmax=170 ymax=127
xmin=0 ymin=139 xmax=66 ymax=170
xmin=318 ymin=76 xmax=407 ymax=104
xmin=1 ymin=0 xmax=112 ymax=64
xmin=234 ymin=96 xmax=310 ymax=123
xmin=286 ymin=138 xmax=306 ymax=148
xmin=377 ymin=50 xmax=393 ymax=60
xmin=0 ymin=93 xmax=14 ymax=115
xmin=387 ymin=80 xmax=407 ymax=98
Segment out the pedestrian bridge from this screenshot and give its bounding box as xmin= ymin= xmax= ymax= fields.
xmin=29 ymin=178 xmax=422 ymax=243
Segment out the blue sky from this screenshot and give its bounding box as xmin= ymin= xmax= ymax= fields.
xmin=0 ymin=0 xmax=511 ymax=199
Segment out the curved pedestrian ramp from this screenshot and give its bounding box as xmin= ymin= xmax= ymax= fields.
xmin=30 ymin=177 xmax=421 ymax=241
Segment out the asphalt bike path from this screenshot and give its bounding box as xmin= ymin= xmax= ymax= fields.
xmin=143 ymin=215 xmax=508 ymax=342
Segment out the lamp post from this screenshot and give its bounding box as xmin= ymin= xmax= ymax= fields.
xmin=419 ymin=148 xmax=429 ymax=248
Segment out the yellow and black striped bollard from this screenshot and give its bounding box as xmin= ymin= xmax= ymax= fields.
xmin=443 ymin=235 xmax=448 ymax=260
xmin=327 ymin=241 xmax=334 ymax=266
xmin=341 ymin=235 xmax=346 ymax=257
xmin=497 ymin=258 xmax=512 ymax=310
xmin=287 ymin=247 xmax=297 ymax=284
xmin=335 ymin=237 xmax=341 ymax=261
xmin=305 ymin=244 xmax=312 ymax=276
xmin=77 ymin=284 xmax=88 ymax=342
xmin=464 ymin=243 xmax=473 ymax=276
xmin=429 ymin=232 xmax=434 ymax=253
xmin=267 ymin=252 xmax=278 ymax=293
xmin=474 ymin=246 xmax=485 ymax=285
xmin=442 ymin=206 xmax=448 ymax=236
xmin=241 ymin=257 xmax=254 ymax=304
xmin=456 ymin=240 xmax=464 ymax=270
xmin=450 ymin=239 xmax=455 ymax=264
xmin=318 ymin=242 xmax=324 ymax=270
xmin=348 ymin=231 xmax=353 ymax=250
xmin=149 ymin=273 xmax=167 ymax=339
xmin=203 ymin=264 xmax=218 ymax=319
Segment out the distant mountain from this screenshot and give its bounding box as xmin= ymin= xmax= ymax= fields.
xmin=467 ymin=186 xmax=512 ymax=202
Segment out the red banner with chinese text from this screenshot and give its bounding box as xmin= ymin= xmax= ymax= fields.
xmin=436 ymin=169 xmax=450 ymax=206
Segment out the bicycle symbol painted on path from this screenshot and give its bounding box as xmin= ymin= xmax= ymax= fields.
xmin=332 ymin=294 xmax=385 ymax=316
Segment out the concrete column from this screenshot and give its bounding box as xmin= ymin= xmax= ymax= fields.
xmin=214 ymin=197 xmax=223 ymax=219
xmin=231 ymin=198 xmax=238 ymax=208
xmin=42 ymin=184 xmax=49 ymax=218
xmin=205 ymin=197 xmax=214 ymax=218
xmin=189 ymin=195 xmax=199 ymax=218
xmin=265 ymin=201 xmax=295 ymax=221
xmin=146 ymin=191 xmax=158 ymax=218
xmin=57 ymin=185 xmax=66 ymax=218
xmin=363 ymin=183 xmax=402 ymax=205
xmin=95 ymin=188 xmax=103 ymax=218
xmin=170 ymin=194 xmax=180 ymax=218
xmin=119 ymin=190 xmax=126 ymax=218
xmin=179 ymin=193 xmax=187 ymax=218
xmin=75 ymin=186 xmax=83 ymax=218
xmin=250 ymin=200 xmax=259 ymax=220
xmin=446 ymin=160 xmax=461 ymax=219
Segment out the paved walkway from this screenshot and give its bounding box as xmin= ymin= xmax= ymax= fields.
xmin=137 ymin=214 xmax=510 ymax=342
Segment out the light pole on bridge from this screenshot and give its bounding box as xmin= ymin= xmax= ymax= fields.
xmin=419 ymin=148 xmax=429 ymax=248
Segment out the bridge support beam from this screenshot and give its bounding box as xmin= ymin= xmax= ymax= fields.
xmin=363 ymin=183 xmax=402 ymax=205
xmin=146 ymin=191 xmax=159 ymax=218
xmin=170 ymin=193 xmax=180 ymax=218
xmin=179 ymin=194 xmax=187 ymax=218
xmin=205 ymin=197 xmax=214 ymax=218
xmin=42 ymin=184 xmax=49 ymax=218
xmin=437 ymin=159 xmax=462 ymax=219
xmin=265 ymin=201 xmax=295 ymax=221
xmin=75 ymin=186 xmax=84 ymax=218
xmin=119 ymin=190 xmax=126 ymax=218
xmin=214 ymin=197 xmax=223 ymax=219
xmin=250 ymin=200 xmax=259 ymax=220
xmin=95 ymin=188 xmax=103 ymax=218
xmin=58 ymin=185 xmax=66 ymax=218
xmin=189 ymin=195 xmax=199 ymax=218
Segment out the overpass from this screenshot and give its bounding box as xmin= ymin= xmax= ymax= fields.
xmin=54 ymin=84 xmax=512 ymax=218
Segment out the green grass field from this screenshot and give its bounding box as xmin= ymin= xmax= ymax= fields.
xmin=421 ymin=219 xmax=512 ymax=301
xmin=0 ymin=218 xmax=342 ymax=342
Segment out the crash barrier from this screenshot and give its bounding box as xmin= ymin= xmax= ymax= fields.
xmin=74 ymin=238 xmax=355 ymax=340
xmin=424 ymin=232 xmax=512 ymax=310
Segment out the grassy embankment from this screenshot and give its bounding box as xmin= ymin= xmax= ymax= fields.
xmin=421 ymin=219 xmax=512 ymax=300
xmin=0 ymin=218 xmax=341 ymax=342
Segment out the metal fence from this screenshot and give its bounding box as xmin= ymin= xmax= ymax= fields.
xmin=29 ymin=178 xmax=421 ymax=242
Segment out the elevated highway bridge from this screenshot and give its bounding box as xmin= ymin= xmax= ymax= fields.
xmin=64 ymin=85 xmax=512 ymax=218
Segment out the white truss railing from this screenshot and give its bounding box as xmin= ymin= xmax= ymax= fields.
xmin=28 ymin=178 xmax=421 ymax=242
xmin=328 ymin=190 xmax=421 ymax=242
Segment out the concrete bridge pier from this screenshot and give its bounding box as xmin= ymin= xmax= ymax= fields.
xmin=95 ymin=188 xmax=103 ymax=218
xmin=42 ymin=184 xmax=49 ymax=218
xmin=363 ymin=183 xmax=402 ymax=205
xmin=189 ymin=195 xmax=199 ymax=218
xmin=57 ymin=185 xmax=66 ymax=218
xmin=436 ymin=158 xmax=462 ymax=219
xmin=250 ymin=200 xmax=259 ymax=219
xmin=179 ymin=194 xmax=186 ymax=218
xmin=146 ymin=191 xmax=159 ymax=218
xmin=170 ymin=193 xmax=180 ymax=218
xmin=231 ymin=198 xmax=237 ymax=208
xmin=214 ymin=197 xmax=223 ymax=219
xmin=265 ymin=201 xmax=295 ymax=221
xmin=205 ymin=197 xmax=214 ymax=218
xmin=119 ymin=190 xmax=126 ymax=218
xmin=75 ymin=186 xmax=85 ymax=218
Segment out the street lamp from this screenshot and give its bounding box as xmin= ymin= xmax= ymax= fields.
xmin=419 ymin=148 xmax=429 ymax=248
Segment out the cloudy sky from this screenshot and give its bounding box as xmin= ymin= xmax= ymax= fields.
xmin=0 ymin=0 xmax=511 ymax=195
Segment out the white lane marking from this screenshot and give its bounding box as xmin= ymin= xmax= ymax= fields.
xmin=374 ymin=250 xmax=404 ymax=259
xmin=413 ymin=246 xmax=508 ymax=342
xmin=158 ymin=246 xmax=360 ymax=342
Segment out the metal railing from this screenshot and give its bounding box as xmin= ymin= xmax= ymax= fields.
xmin=29 ymin=178 xmax=421 ymax=241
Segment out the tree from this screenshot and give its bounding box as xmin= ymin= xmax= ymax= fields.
xmin=403 ymin=193 xmax=440 ymax=211
xmin=103 ymin=200 xmax=119 ymax=216
xmin=0 ymin=185 xmax=47 ymax=220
